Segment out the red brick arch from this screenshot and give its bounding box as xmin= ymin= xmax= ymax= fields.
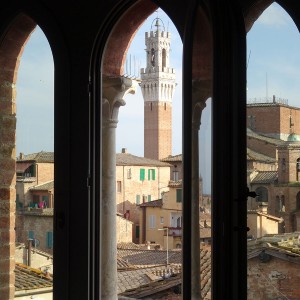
xmin=0 ymin=13 xmax=36 ymax=300
xmin=102 ymin=0 xmax=158 ymax=76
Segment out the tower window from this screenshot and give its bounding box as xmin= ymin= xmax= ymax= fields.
xmin=164 ymin=102 xmax=166 ymax=110
xmin=162 ymin=48 xmax=166 ymax=68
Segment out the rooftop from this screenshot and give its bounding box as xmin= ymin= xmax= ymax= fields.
xmin=247 ymin=148 xmax=276 ymax=163
xmin=15 ymin=263 xmax=53 ymax=291
xmin=251 ymin=171 xmax=278 ymax=184
xmin=139 ymin=199 xmax=163 ymax=208
xmin=17 ymin=151 xmax=54 ymax=163
xmin=247 ymin=128 xmax=285 ymax=146
xmin=116 ymin=152 xmax=171 ymax=167
xmin=160 ymin=153 xmax=182 ymax=162
xmin=30 ymin=180 xmax=54 ymax=191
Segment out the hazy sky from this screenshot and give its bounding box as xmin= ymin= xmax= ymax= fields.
xmin=15 ymin=3 xmax=300 ymax=193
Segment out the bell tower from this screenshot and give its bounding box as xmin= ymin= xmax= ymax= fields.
xmin=140 ymin=18 xmax=176 ymax=160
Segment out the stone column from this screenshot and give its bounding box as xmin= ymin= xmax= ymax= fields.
xmin=101 ymin=76 xmax=137 ymax=299
xmin=0 ymin=80 xmax=17 ymax=300
xmin=191 ymin=79 xmax=211 ymax=299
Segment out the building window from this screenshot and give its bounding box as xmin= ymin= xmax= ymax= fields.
xmin=148 ymin=195 xmax=151 ymax=202
xmin=28 ymin=230 xmax=34 ymax=239
xmin=117 ymin=181 xmax=122 ymax=193
xmin=282 ymin=158 xmax=286 ymax=172
xmin=135 ymin=225 xmax=140 ymax=239
xmin=173 ymin=170 xmax=179 ymax=181
xmin=140 ymin=168 xmax=145 ymax=181
xmin=297 ymin=192 xmax=300 ymax=210
xmin=176 ymin=188 xmax=182 ymax=203
xmin=127 ymin=168 xmax=132 ymax=179
xmin=136 ymin=195 xmax=140 ymax=205
xmin=297 ymin=158 xmax=300 ymax=181
xmin=148 ymin=169 xmax=155 ymax=180
xmin=160 ymin=217 xmax=164 ymax=224
xmin=46 ymin=232 xmax=53 ymax=249
xmin=255 ymin=186 xmax=268 ymax=203
xmin=149 ymin=215 xmax=156 ymax=228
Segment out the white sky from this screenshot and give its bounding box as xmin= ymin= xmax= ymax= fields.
xmin=15 ymin=3 xmax=300 ymax=193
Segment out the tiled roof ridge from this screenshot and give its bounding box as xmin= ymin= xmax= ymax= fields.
xmin=116 ymin=152 xmax=172 ymax=167
xmin=160 ymin=153 xmax=182 ymax=162
xmin=139 ymin=198 xmax=163 ymax=207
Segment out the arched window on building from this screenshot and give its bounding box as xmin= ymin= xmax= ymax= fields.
xmin=255 ymin=186 xmax=268 ymax=203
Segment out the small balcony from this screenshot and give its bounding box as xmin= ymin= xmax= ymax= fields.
xmin=164 ymin=227 xmax=182 ymax=237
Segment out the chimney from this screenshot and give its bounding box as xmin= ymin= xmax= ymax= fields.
xmin=20 ymin=152 xmax=24 ymax=160
xmin=122 ymin=148 xmax=128 ymax=154
xmin=273 ymin=95 xmax=276 ymax=103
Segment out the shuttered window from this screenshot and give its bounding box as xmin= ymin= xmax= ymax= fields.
xmin=140 ymin=168 xmax=145 ymax=180
xmin=136 ymin=195 xmax=140 ymax=205
xmin=149 ymin=215 xmax=156 ymax=228
xmin=176 ymin=189 xmax=182 ymax=203
xmin=46 ymin=232 xmax=53 ymax=249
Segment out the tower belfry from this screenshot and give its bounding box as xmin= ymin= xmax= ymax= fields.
xmin=140 ymin=17 xmax=176 ymax=160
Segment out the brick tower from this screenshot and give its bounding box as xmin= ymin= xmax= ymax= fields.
xmin=140 ymin=18 xmax=176 ymax=160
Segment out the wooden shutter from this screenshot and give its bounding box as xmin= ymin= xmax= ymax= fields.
xmin=47 ymin=232 xmax=53 ymax=248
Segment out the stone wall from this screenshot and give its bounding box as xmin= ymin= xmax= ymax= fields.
xmin=116 ymin=215 xmax=133 ymax=244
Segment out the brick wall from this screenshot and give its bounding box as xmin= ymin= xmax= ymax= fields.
xmin=247 ymin=104 xmax=300 ymax=139
xmin=144 ymin=102 xmax=172 ymax=160
xmin=248 ymin=256 xmax=300 ymax=300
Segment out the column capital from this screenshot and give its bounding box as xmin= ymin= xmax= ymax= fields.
xmin=102 ymin=76 xmax=138 ymax=127
xmin=192 ymin=79 xmax=212 ymax=130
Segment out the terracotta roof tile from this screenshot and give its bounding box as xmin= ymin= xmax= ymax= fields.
xmin=14 ymin=263 xmax=52 ymax=291
xmin=30 ymin=180 xmax=54 ymax=191
xmin=251 ymin=171 xmax=278 ymax=184
xmin=17 ymin=151 xmax=54 ymax=163
xmin=139 ymin=199 xmax=163 ymax=207
xmin=116 ymin=153 xmax=171 ymax=167
xmin=160 ymin=154 xmax=182 ymax=162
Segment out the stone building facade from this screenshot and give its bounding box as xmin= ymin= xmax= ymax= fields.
xmin=247 ymin=101 xmax=300 ymax=233
xmin=116 ymin=149 xmax=171 ymax=243
xmin=16 ymin=151 xmax=54 ymax=209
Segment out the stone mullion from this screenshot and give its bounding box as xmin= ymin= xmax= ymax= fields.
xmin=101 ymin=76 xmax=136 ymax=299
xmin=191 ymin=79 xmax=211 ymax=299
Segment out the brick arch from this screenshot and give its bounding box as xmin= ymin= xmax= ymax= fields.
xmin=102 ymin=0 xmax=158 ymax=76
xmin=0 ymin=13 xmax=37 ymax=300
